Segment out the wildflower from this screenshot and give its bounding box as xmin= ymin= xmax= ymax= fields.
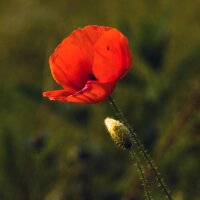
xmin=43 ymin=25 xmax=132 ymax=104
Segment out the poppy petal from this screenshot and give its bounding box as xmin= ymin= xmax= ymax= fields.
xmin=50 ymin=43 xmax=92 ymax=90
xmin=69 ymin=25 xmax=111 ymax=62
xmin=43 ymin=87 xmax=77 ymax=101
xmin=93 ymin=28 xmax=132 ymax=83
xmin=43 ymin=81 xmax=116 ymax=104
xmin=43 ymin=26 xmax=132 ymax=104
xmin=67 ymin=81 xmax=116 ymax=104
xmin=50 ymin=25 xmax=112 ymax=91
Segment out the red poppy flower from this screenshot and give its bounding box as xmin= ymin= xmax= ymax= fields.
xmin=43 ymin=25 xmax=132 ymax=104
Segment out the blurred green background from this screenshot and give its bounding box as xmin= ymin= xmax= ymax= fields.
xmin=0 ymin=0 xmax=200 ymax=199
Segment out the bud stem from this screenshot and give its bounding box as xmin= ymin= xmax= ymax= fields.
xmin=130 ymin=151 xmax=152 ymax=200
xmin=108 ymin=96 xmax=173 ymax=200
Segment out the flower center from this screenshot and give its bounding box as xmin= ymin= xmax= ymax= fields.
xmin=88 ymin=73 xmax=97 ymax=81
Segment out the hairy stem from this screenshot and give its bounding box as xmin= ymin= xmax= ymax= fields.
xmin=130 ymin=150 xmax=152 ymax=200
xmin=108 ymin=96 xmax=172 ymax=200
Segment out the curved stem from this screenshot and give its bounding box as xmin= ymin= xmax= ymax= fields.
xmin=130 ymin=151 xmax=152 ymax=200
xmin=109 ymin=96 xmax=172 ymax=200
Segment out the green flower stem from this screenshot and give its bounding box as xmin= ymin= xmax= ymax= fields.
xmin=108 ymin=96 xmax=173 ymax=200
xmin=130 ymin=150 xmax=152 ymax=200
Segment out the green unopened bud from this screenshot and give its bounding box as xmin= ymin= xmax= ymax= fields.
xmin=104 ymin=117 xmax=132 ymax=150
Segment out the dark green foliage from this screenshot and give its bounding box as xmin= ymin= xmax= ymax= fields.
xmin=0 ymin=0 xmax=200 ymax=199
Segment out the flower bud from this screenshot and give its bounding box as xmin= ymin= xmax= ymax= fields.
xmin=104 ymin=117 xmax=132 ymax=150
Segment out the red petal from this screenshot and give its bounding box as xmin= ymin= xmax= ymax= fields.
xmin=70 ymin=25 xmax=111 ymax=62
xmin=67 ymin=81 xmax=116 ymax=104
xmin=50 ymin=25 xmax=111 ymax=90
xmin=50 ymin=43 xmax=92 ymax=90
xmin=43 ymin=81 xmax=116 ymax=104
xmin=43 ymin=87 xmax=77 ymax=101
xmin=93 ymin=28 xmax=132 ymax=83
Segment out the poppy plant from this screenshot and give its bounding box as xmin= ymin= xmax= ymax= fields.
xmin=43 ymin=25 xmax=132 ymax=104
